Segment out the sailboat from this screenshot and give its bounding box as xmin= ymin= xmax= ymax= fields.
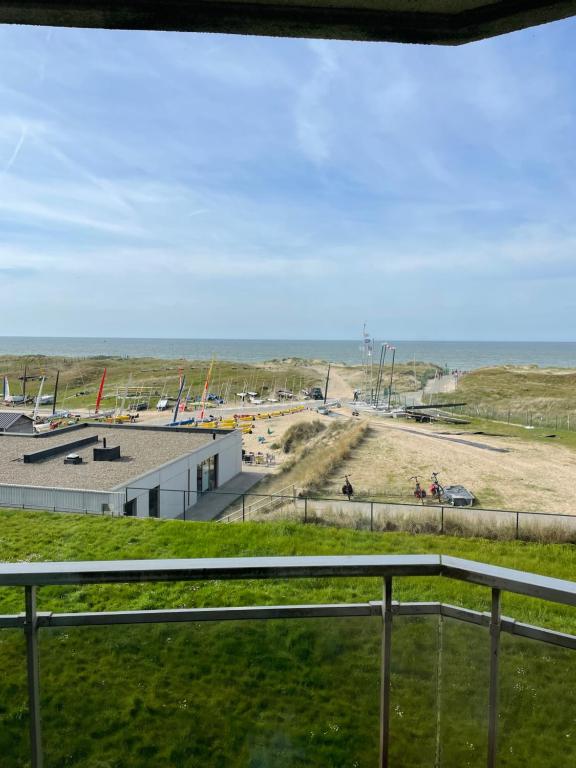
xmin=3 ymin=376 xmax=25 ymax=405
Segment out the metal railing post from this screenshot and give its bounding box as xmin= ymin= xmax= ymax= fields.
xmin=242 ymin=495 xmax=245 ymax=522
xmin=487 ymin=588 xmax=501 ymax=768
xmin=183 ymin=492 xmax=186 ymax=521
xmin=440 ymin=506 xmax=444 ymax=535
xmin=304 ymin=497 xmax=308 ymax=523
xmin=434 ymin=611 xmax=444 ymax=768
xmin=379 ymin=576 xmax=393 ymax=768
xmin=515 ymin=512 xmax=519 ymax=540
xmin=370 ymin=501 xmax=374 ymax=532
xmin=25 ymin=586 xmax=43 ymax=768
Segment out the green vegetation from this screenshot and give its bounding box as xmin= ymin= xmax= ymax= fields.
xmin=441 ymin=366 xmax=576 ymax=429
xmin=439 ymin=414 xmax=576 ymax=452
xmin=280 ymin=420 xmax=326 ymax=453
xmin=0 ymin=510 xmax=575 ymax=767
xmin=0 ymin=355 xmax=320 ymax=411
xmin=260 ymin=420 xmax=370 ymax=495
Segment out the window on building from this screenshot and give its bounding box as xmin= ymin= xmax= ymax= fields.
xmin=149 ymin=486 xmax=160 ymax=518
xmin=123 ymin=498 xmax=137 ymax=517
xmin=197 ymin=455 xmax=218 ymax=495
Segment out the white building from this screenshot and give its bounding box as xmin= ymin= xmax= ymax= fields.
xmin=0 ymin=423 xmax=242 ymax=519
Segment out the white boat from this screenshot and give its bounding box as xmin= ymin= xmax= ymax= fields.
xmin=2 ymin=377 xmax=25 ymax=405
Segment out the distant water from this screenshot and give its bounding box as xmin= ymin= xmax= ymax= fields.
xmin=0 ymin=337 xmax=575 ymax=369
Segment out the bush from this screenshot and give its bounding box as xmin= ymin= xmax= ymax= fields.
xmin=281 ymin=420 xmax=326 ymax=453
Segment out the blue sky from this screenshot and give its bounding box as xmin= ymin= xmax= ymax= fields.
xmin=0 ymin=20 xmax=576 ymax=340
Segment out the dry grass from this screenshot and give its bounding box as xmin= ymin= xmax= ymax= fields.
xmin=280 ymin=420 xmax=326 ymax=453
xmin=334 ymin=362 xmax=441 ymax=395
xmin=258 ymin=419 xmax=370 ymax=496
xmin=319 ymin=420 xmax=576 ymax=515
xmin=252 ymin=499 xmax=576 ymax=544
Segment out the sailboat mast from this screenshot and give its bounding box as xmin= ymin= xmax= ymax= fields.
xmin=199 ymin=358 xmax=215 ymax=420
xmin=52 ymin=371 xmax=60 ymax=416
xmin=172 ymin=376 xmax=186 ymax=423
xmin=95 ymin=368 xmax=107 ymax=414
xmin=33 ymin=377 xmax=45 ymax=420
xmin=387 ymin=347 xmax=396 ymax=409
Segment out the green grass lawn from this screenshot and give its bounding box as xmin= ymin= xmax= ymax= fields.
xmin=1 ymin=510 xmax=575 ymax=767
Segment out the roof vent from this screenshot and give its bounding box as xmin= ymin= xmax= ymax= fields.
xmin=93 ymin=445 xmax=121 ymax=462
xmin=64 ymin=454 xmax=83 ymax=465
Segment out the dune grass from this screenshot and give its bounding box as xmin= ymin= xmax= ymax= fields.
xmin=0 ymin=355 xmax=320 ymax=411
xmin=442 ymin=366 xmax=576 ymax=431
xmin=1 ymin=510 xmax=575 ymax=767
xmin=259 ymin=420 xmax=370 ymax=496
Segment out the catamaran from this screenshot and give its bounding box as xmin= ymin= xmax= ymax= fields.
xmin=2 ymin=376 xmax=26 ymax=405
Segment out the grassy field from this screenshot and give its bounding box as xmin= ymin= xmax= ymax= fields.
xmin=444 ymin=366 xmax=576 ymax=426
xmin=0 ymin=355 xmax=321 ymax=411
xmin=0 ymin=510 xmax=575 ymax=767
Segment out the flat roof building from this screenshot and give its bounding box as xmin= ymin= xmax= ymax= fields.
xmin=0 ymin=423 xmax=242 ymax=519
xmin=0 ymin=412 xmax=34 ymax=435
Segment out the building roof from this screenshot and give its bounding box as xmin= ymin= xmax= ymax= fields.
xmin=0 ymin=0 xmax=574 ymax=44
xmin=0 ymin=412 xmax=32 ymax=431
xmin=0 ymin=426 xmax=226 ymax=491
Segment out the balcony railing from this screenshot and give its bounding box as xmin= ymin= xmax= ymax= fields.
xmin=1 ymin=555 xmax=575 ymax=767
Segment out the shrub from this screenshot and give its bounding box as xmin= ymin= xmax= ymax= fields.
xmin=281 ymin=420 xmax=326 ymax=453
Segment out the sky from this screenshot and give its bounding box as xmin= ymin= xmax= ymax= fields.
xmin=0 ymin=20 xmax=576 ymax=340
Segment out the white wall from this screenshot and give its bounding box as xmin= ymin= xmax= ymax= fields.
xmin=121 ymin=431 xmax=242 ymax=519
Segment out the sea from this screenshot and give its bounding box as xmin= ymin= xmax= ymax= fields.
xmin=1 ymin=337 xmax=576 ymax=370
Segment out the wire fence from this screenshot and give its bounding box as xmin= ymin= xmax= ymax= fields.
xmin=4 ymin=480 xmax=576 ymax=544
xmin=216 ymin=490 xmax=576 ymax=543
xmin=447 ymin=404 xmax=576 ymax=432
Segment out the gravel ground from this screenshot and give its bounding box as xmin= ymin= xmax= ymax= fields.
xmin=0 ymin=426 xmax=219 ymax=490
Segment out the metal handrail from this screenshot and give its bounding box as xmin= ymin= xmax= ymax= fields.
xmin=3 ymin=554 xmax=575 ymax=768
xmin=1 ymin=554 xmax=575 ymax=604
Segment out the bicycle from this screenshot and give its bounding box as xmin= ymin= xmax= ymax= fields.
xmin=429 ymin=472 xmax=445 ymax=502
xmin=410 ymin=475 xmax=427 ymax=502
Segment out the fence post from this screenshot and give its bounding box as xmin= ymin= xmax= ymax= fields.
xmin=515 ymin=512 xmax=519 ymax=540
xmin=183 ymin=492 xmax=186 ymax=521
xmin=242 ymin=494 xmax=245 ymax=522
xmin=304 ymin=497 xmax=308 ymax=523
xmin=25 ymin=586 xmax=43 ymax=768
xmin=440 ymin=506 xmax=444 ymax=535
xmin=370 ymin=502 xmax=374 ymax=532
